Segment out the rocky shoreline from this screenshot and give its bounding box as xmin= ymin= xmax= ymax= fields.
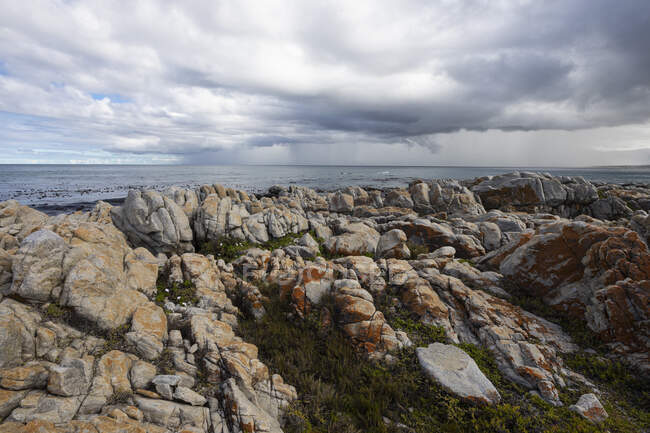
xmin=0 ymin=171 xmax=648 ymax=432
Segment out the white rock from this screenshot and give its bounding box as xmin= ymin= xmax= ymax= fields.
xmin=416 ymin=343 xmax=501 ymax=405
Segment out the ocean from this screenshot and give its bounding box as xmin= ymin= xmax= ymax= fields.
xmin=1 ymin=164 xmax=650 ymax=214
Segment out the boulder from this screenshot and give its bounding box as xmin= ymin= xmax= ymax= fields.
xmin=390 ymin=218 xmax=484 ymax=258
xmin=126 ymin=302 xmax=168 ymax=360
xmin=497 ymin=220 xmax=650 ymax=369
xmin=376 ymin=229 xmax=410 ymax=259
xmin=416 ymin=343 xmax=501 ymax=405
xmin=8 ymin=230 xmax=68 ymax=302
xmin=570 ymin=393 xmax=608 ymax=423
xmin=384 ymin=189 xmax=414 ymax=209
xmin=329 ymin=192 xmax=354 ymax=214
xmin=411 ymin=180 xmax=485 ymax=215
xmin=323 ymin=223 xmax=380 ymax=257
xmin=111 ymin=189 xmax=194 ymax=255
xmin=47 ymin=357 xmax=93 ymax=397
xmin=0 ymin=200 xmax=48 ymax=242
xmin=0 ymin=363 xmax=48 ymax=390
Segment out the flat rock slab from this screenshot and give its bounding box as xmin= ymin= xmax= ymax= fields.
xmin=416 ymin=343 xmax=501 ymax=405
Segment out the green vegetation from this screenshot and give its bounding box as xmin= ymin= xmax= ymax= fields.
xmin=406 ymin=241 xmax=429 ymax=258
xmin=198 ymin=231 xmax=312 ymax=262
xmin=155 ymin=277 xmax=198 ymax=307
xmin=43 ymin=303 xmax=70 ymax=320
xmin=564 ymin=352 xmax=650 ymax=429
xmin=457 ymin=258 xmax=477 ymax=268
xmin=237 ymin=282 xmax=643 ymax=433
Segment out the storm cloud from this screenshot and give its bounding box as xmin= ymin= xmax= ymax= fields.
xmin=1 ymin=0 xmax=649 ymax=164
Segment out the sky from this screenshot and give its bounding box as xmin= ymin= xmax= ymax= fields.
xmin=1 ymin=0 xmax=650 ymax=166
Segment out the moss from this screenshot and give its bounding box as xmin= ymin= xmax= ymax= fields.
xmin=237 ymin=282 xmax=640 ymax=433
xmin=155 ymin=277 xmax=198 ymax=307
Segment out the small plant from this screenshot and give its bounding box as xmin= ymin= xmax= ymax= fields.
xmin=406 ymin=241 xmax=429 ymax=258
xmin=107 ymin=389 xmax=134 ymax=405
xmin=457 ymin=258 xmax=477 ymax=268
xmin=95 ymin=323 xmax=132 ymax=357
xmin=154 ymin=348 xmax=175 ymax=375
xmin=44 ymin=303 xmax=70 ymax=320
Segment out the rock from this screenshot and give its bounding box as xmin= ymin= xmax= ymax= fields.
xmin=58 ymin=222 xmax=150 ymax=330
xmin=479 ymin=221 xmax=502 ymax=251
xmin=589 ymin=197 xmax=632 ymax=220
xmin=0 ymin=301 xmax=34 ymax=369
xmin=152 ymin=375 xmax=182 ymax=387
xmin=124 ymin=247 xmax=159 ymax=297
xmin=497 ymin=220 xmax=650 ymax=369
xmin=47 ymin=357 xmax=93 ymax=396
xmin=333 ymin=279 xmax=403 ymax=358
xmin=411 ymin=180 xmax=485 ymax=215
xmin=329 ymin=192 xmax=355 ymax=213
xmin=129 ymin=361 xmax=157 ymax=390
xmin=416 ymin=343 xmax=501 ymax=405
xmin=323 ymin=222 xmax=380 ymax=256
xmin=111 ymin=189 xmax=194 ymax=255
xmin=79 ymin=350 xmax=136 ymax=414
xmin=0 ymin=363 xmax=48 ymax=390
xmin=334 ymin=256 xmax=385 ymax=294
xmin=570 ymin=393 xmax=608 ymax=423
xmin=0 ymin=389 xmax=27 ymax=419
xmin=135 ymin=395 xmax=211 ymax=431
xmin=6 ymin=393 xmax=83 ymax=424
xmin=173 ymin=386 xmax=207 ymax=406
xmin=471 ymin=172 xmax=603 ymax=218
xmin=384 ymin=189 xmax=414 ymax=209
xmin=127 ymin=302 xmax=168 ymax=360
xmin=0 ymin=200 xmax=48 ymax=242
xmin=8 ymin=230 xmax=68 ymax=302
xmin=390 ymin=218 xmax=485 ymax=258
xmin=221 ymin=378 xmax=283 ymax=433
xmin=376 ymin=229 xmax=410 ymax=259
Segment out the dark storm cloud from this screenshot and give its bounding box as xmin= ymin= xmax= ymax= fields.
xmin=0 ymin=0 xmax=649 ymax=164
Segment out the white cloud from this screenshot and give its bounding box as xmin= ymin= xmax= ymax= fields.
xmin=0 ymin=0 xmax=649 ymax=165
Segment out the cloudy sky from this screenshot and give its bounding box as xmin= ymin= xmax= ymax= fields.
xmin=1 ymin=0 xmax=650 ymax=166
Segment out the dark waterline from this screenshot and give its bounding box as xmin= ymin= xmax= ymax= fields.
xmin=2 ymin=164 xmax=650 ymax=215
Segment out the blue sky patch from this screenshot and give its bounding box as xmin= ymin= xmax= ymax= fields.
xmin=90 ymin=93 xmax=130 ymax=103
